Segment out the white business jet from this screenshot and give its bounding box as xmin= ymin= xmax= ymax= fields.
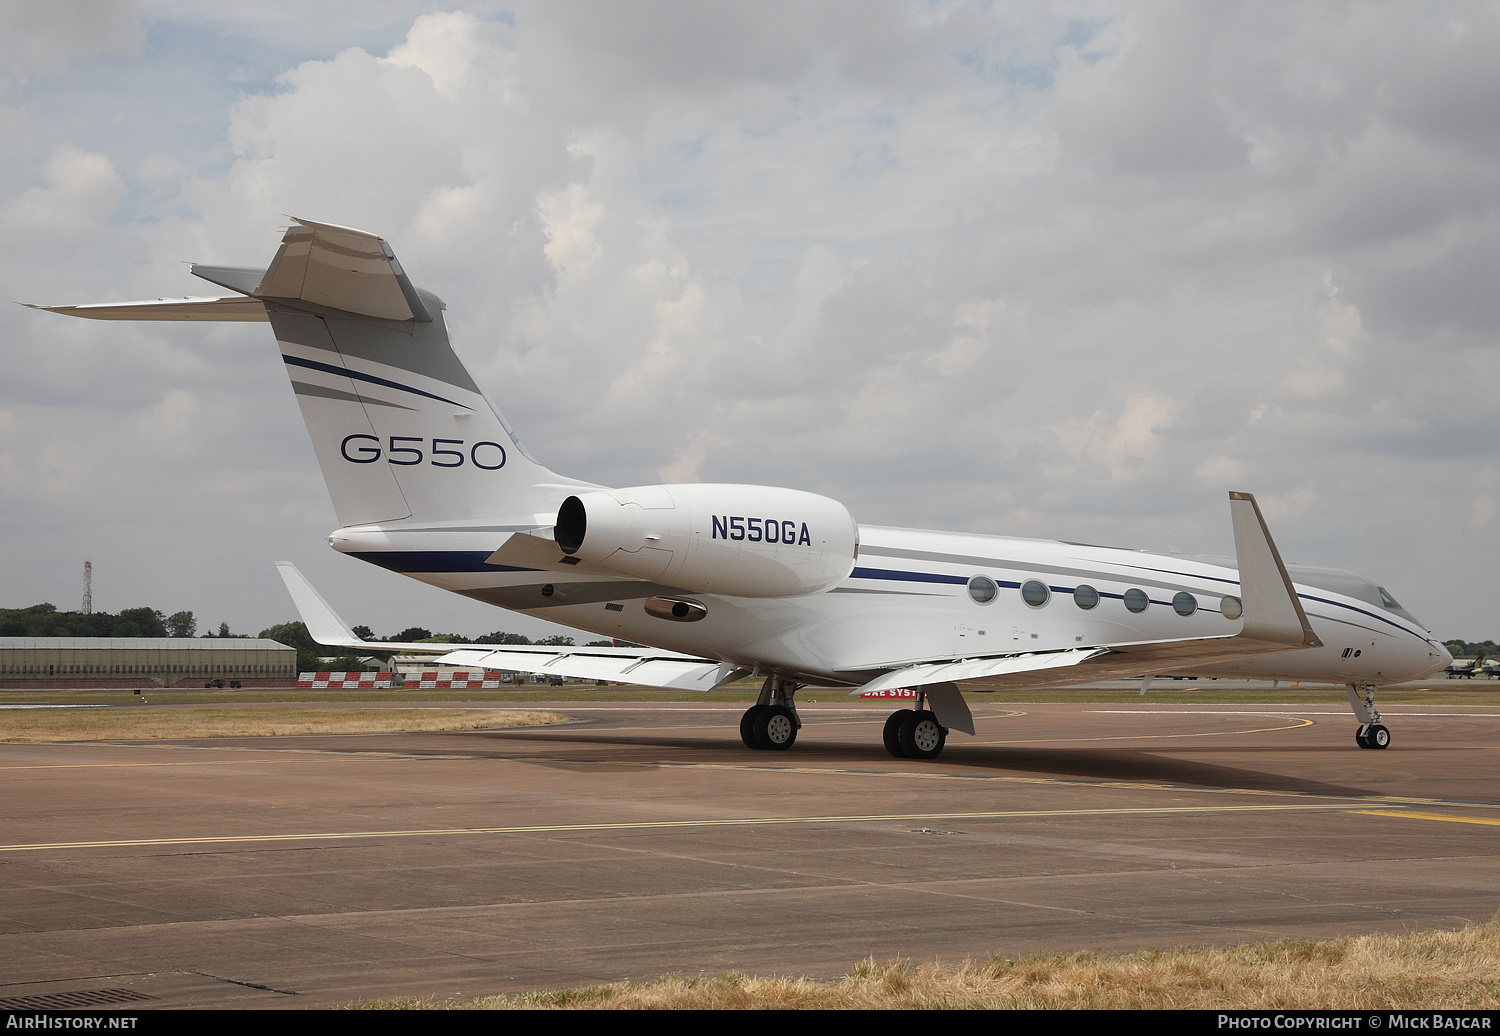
xmin=34 ymin=219 xmax=1451 ymax=757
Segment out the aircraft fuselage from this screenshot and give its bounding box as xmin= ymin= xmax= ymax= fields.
xmin=331 ymin=520 xmax=1448 ymax=689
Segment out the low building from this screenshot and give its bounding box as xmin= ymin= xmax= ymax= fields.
xmin=0 ymin=638 xmax=298 ymax=688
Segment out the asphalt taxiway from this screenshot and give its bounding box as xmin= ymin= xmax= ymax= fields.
xmin=2 ymin=698 xmax=1498 ymax=1008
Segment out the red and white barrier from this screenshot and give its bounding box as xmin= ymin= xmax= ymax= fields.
xmin=297 ymin=670 xmax=518 ymax=689
xmin=298 ymin=671 xmax=395 ymax=689
xmin=411 ymin=670 xmax=508 ymax=689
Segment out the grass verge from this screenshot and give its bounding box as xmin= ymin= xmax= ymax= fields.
xmin=0 ymin=707 xmax=568 ymax=741
xmin=367 ymin=917 xmax=1500 ymax=1010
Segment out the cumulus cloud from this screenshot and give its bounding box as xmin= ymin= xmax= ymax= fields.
xmin=0 ymin=0 xmax=144 ymax=86
xmin=2 ymin=144 xmax=125 ymax=239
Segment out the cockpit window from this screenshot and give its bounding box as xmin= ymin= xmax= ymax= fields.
xmin=1377 ymin=586 xmax=1401 ymax=609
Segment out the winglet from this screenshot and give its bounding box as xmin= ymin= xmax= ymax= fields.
xmin=275 ymin=561 xmax=362 ymax=647
xmin=273 ymin=561 xmax=451 ymax=653
xmin=1227 ymin=492 xmax=1322 ymax=648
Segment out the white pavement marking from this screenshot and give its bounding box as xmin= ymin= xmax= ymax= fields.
xmin=0 ymin=704 xmax=115 ymax=710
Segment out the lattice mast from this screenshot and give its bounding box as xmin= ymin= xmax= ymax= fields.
xmin=82 ymin=560 xmax=92 ymax=615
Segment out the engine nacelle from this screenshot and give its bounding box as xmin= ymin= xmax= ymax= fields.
xmin=555 ymin=484 xmax=858 ymax=598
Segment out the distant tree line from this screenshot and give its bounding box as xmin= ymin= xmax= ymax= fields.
xmin=350 ymin=625 xmax=638 ymax=648
xmin=1444 ymin=640 xmax=1498 ymax=661
xmin=358 ymin=625 xmax=583 ymax=647
xmin=0 ymin=603 xmax=238 ymax=639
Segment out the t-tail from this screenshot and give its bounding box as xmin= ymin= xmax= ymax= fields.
xmin=32 ymin=218 xmax=591 ymax=530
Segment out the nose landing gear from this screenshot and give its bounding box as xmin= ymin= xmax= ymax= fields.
xmin=1348 ymin=684 xmax=1390 ymax=750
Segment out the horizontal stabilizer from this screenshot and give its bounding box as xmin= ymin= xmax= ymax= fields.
xmin=32 ymin=219 xmax=437 ymax=325
xmin=190 ymin=265 xmax=266 ymax=296
xmin=24 ymin=296 xmax=268 ymax=322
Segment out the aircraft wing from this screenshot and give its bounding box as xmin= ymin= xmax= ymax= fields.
xmin=847 ymin=491 xmax=1322 ymax=695
xmin=275 ymin=561 xmax=733 ymax=691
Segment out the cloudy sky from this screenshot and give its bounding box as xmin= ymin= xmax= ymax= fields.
xmin=2 ymin=1 xmax=1497 ymax=641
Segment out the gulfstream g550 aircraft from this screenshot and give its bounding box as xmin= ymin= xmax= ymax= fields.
xmin=35 ymin=219 xmax=1451 ymax=757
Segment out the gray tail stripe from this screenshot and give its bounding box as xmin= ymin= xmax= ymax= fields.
xmin=282 ymin=354 xmax=470 ymax=409
xmin=290 ymin=380 xmax=418 ymax=411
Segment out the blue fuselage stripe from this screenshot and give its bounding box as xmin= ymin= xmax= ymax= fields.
xmin=282 ymin=354 xmax=469 ymax=409
xmin=848 ymin=565 xmax=1426 ymax=641
xmin=350 ymin=551 xmax=535 ymax=574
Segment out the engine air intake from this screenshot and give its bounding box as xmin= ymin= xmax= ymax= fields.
xmin=555 ymin=495 xmax=587 ymax=555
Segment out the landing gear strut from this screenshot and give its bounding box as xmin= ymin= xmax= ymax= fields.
xmin=1348 ymin=683 xmax=1390 ymax=750
xmin=740 ymin=676 xmax=802 ymax=751
xmin=883 ymin=692 xmax=947 ymax=760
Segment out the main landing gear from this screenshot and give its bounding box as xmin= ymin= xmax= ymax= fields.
xmin=1348 ymin=683 xmax=1390 ymax=750
xmin=883 ymin=693 xmax=948 ymax=760
xmin=740 ymin=676 xmax=802 ymax=751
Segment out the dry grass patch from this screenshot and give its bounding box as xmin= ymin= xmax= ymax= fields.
xmin=0 ymin=707 xmax=568 ymax=741
xmin=371 ymin=917 xmax=1500 ymax=1009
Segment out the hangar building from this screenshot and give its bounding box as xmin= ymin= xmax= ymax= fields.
xmin=0 ymin=638 xmax=298 ymax=688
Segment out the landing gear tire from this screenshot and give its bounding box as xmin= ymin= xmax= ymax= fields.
xmin=754 ymin=705 xmax=798 ymax=751
xmin=883 ymin=710 xmax=913 ymax=758
xmin=899 ymin=711 xmax=947 ymax=760
xmin=740 ymin=705 xmax=768 ymax=749
xmin=1355 ymin=723 xmax=1391 ymax=750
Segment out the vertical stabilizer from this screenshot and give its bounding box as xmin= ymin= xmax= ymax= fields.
xmin=231 ymin=220 xmax=574 ymax=527
xmin=38 ymin=218 xmax=587 ymax=529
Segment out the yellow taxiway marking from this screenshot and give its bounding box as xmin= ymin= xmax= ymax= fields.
xmin=0 ymin=802 xmax=1400 ymax=854
xmin=1354 ymin=810 xmax=1500 ymax=828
